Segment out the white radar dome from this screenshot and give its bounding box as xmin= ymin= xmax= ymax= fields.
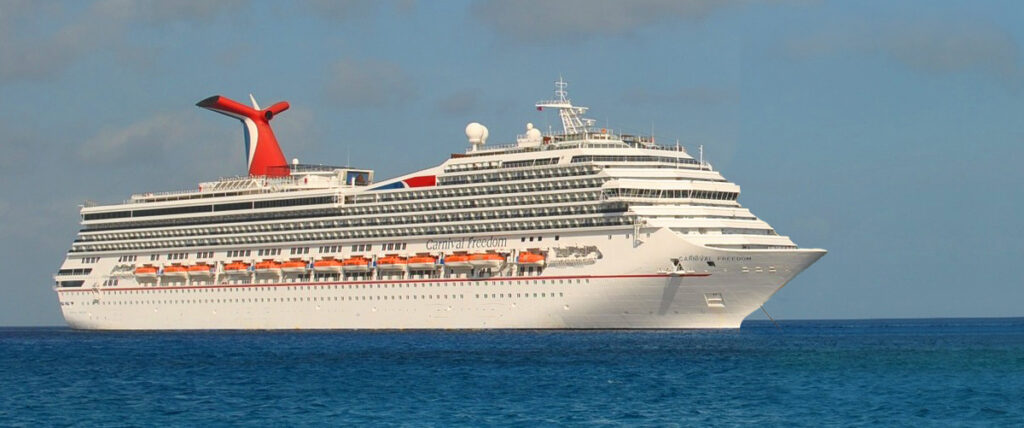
xmin=465 ymin=122 xmax=489 ymax=149
xmin=525 ymin=122 xmax=542 ymax=141
xmin=518 ymin=122 xmax=542 ymax=147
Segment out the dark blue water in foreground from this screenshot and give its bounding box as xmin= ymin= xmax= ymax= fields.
xmin=2 ymin=319 xmax=1023 ymax=426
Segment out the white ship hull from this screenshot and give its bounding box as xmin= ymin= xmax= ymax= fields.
xmin=56 ymin=228 xmax=825 ymax=330
xmin=54 ymin=82 xmax=826 ymax=330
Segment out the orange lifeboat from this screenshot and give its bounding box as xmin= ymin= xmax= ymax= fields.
xmin=469 ymin=252 xmax=505 ymax=268
xmin=443 ymin=254 xmax=472 ymax=269
xmin=281 ymin=260 xmax=309 ymax=274
xmin=517 ymin=251 xmax=546 ymax=267
xmin=377 ymin=255 xmax=408 ymax=271
xmin=408 ymin=255 xmax=438 ymax=270
xmin=163 ymin=264 xmax=189 ymax=278
xmin=313 ymin=258 xmax=344 ymax=273
xmin=224 ymin=261 xmax=251 ymax=276
xmin=254 ymin=260 xmax=282 ymax=275
xmin=187 ymin=264 xmax=214 ymax=278
xmin=134 ymin=265 xmax=158 ymax=278
xmin=341 ymin=256 xmax=372 ymax=272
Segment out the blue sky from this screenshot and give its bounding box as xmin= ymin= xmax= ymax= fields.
xmin=1 ymin=0 xmax=1022 ymax=326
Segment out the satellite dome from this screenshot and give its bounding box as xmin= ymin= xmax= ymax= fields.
xmin=526 ymin=122 xmax=542 ymax=141
xmin=517 ymin=122 xmax=542 ymax=147
xmin=466 ymin=122 xmax=489 ymax=148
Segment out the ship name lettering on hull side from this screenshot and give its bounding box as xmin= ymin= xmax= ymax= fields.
xmin=425 ymin=236 xmax=508 ymax=251
xmin=681 ymin=255 xmax=753 ymax=262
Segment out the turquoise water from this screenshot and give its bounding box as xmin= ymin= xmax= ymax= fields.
xmin=1 ymin=319 xmax=1022 ymax=426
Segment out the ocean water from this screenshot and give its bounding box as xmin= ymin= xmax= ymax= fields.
xmin=1 ymin=319 xmax=1022 ymax=426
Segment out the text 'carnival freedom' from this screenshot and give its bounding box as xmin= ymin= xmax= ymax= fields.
xmin=425 ymin=236 xmax=508 ymax=251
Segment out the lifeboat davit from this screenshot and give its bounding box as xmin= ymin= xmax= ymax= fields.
xmin=313 ymin=258 xmax=344 ymax=273
xmin=443 ymin=254 xmax=472 ymax=269
xmin=281 ymin=260 xmax=309 ymax=274
xmin=470 ymin=253 xmax=505 ymax=268
xmin=163 ymin=265 xmax=189 ymax=278
xmin=408 ymin=255 xmax=438 ymax=270
xmin=224 ymin=261 xmax=251 ymax=275
xmin=517 ymin=251 xmax=546 ymax=267
xmin=134 ymin=266 xmax=158 ymax=278
xmin=377 ymin=255 xmax=408 ymax=271
xmin=341 ymin=256 xmax=372 ymax=272
xmin=254 ymin=260 xmax=282 ymax=275
xmin=187 ymin=264 xmax=214 ymax=278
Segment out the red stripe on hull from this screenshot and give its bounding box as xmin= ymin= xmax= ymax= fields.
xmin=403 ymin=175 xmax=437 ymax=188
xmin=56 ymin=273 xmax=710 ymax=293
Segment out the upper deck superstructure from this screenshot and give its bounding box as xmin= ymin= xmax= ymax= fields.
xmin=54 ymin=80 xmax=824 ymax=330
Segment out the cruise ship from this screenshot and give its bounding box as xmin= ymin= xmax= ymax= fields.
xmin=54 ymin=79 xmax=825 ymax=330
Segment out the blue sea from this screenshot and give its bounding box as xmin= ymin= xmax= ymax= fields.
xmin=1 ymin=319 xmax=1022 ymax=426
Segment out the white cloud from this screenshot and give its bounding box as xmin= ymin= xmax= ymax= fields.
xmin=470 ymin=0 xmax=747 ymax=44
xmin=303 ymin=0 xmax=415 ymax=22
xmin=268 ymin=105 xmax=320 ymax=156
xmin=0 ymin=0 xmax=244 ymax=83
xmin=77 ymin=103 xmax=320 ymax=177
xmin=324 ymin=59 xmax=417 ymax=109
xmin=787 ymin=19 xmax=1023 ymax=83
xmin=304 ymin=0 xmax=377 ymax=21
xmin=0 ymin=126 xmax=40 ymax=176
xmin=435 ymin=89 xmax=482 ymax=116
xmin=622 ymin=86 xmax=738 ymax=107
xmin=0 ymin=199 xmax=9 ymax=225
xmin=80 ymin=112 xmax=197 ymax=162
xmin=77 ymin=110 xmax=242 ymax=178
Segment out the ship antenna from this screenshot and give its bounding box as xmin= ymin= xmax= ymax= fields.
xmin=535 ymin=77 xmax=594 ymax=135
xmin=249 ymin=93 xmax=261 ymax=110
xmin=676 ymin=139 xmax=681 ymax=169
xmin=699 ymin=144 xmax=704 ymax=170
xmin=555 ymin=75 xmax=568 ymax=102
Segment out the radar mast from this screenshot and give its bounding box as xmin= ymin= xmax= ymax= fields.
xmin=535 ymin=77 xmax=595 ymax=135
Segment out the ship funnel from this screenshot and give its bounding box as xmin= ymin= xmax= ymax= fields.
xmin=197 ymin=95 xmax=291 ymax=177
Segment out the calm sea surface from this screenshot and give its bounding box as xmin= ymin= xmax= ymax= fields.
xmin=1 ymin=318 xmax=1022 ymax=426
